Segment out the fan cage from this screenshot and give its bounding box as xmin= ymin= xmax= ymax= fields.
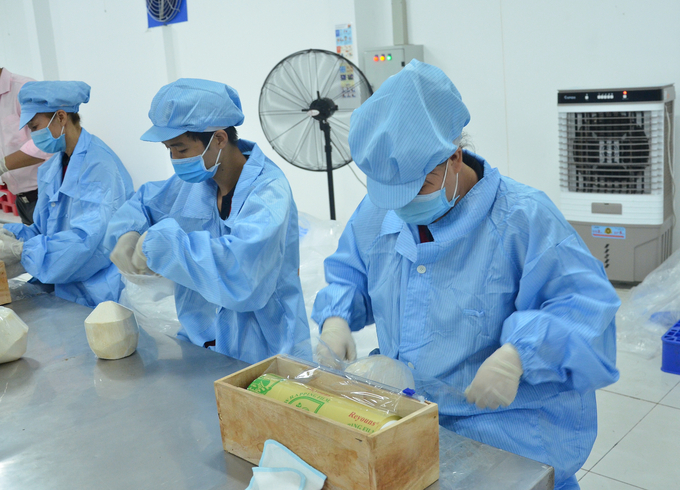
xmin=559 ymin=110 xmax=666 ymax=195
xmin=146 ymin=0 xmax=182 ymax=23
xmin=258 ymin=49 xmax=372 ymax=172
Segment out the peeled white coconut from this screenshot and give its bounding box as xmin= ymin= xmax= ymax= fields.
xmin=84 ymin=301 xmax=139 ymax=360
xmin=0 ymin=306 xmax=29 ymax=364
xmin=345 ymin=355 xmax=415 ymax=391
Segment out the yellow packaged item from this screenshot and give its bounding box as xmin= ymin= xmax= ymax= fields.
xmin=247 ymin=373 xmax=400 ymax=433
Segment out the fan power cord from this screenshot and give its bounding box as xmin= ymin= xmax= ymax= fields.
xmin=348 ymin=163 xmax=367 ymax=189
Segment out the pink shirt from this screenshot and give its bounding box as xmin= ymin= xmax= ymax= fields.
xmin=0 ymin=69 xmax=52 ymax=195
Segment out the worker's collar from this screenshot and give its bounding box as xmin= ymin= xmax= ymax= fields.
xmin=427 ymin=155 xmax=498 ymax=240
xmin=379 ymin=155 xmax=500 ymax=263
xmin=0 ymin=69 xmax=11 ymax=96
xmin=41 ymin=129 xmax=91 ymax=200
xmin=181 ymin=140 xmax=265 ymax=221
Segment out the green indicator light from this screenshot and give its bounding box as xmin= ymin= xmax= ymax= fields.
xmin=387 ymin=54 xmax=392 ymax=61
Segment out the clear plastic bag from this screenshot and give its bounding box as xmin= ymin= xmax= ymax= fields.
xmin=298 ymin=213 xmax=379 ymax=358
xmin=315 ymin=338 xmax=468 ymax=407
xmin=298 ymin=212 xmax=342 ymax=345
xmin=118 ymin=274 xmax=181 ymax=337
xmin=315 ymin=338 xmax=415 ymax=391
xmin=8 ymin=274 xmax=54 ymax=300
xmin=616 ymin=248 xmax=680 ymax=358
xmin=254 ymin=355 xmax=415 ymax=425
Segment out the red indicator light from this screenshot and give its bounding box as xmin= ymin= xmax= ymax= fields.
xmin=380 ymin=55 xmax=386 ymax=61
xmin=374 ymin=55 xmax=379 ymax=62
xmin=623 ymin=90 xmax=628 ymax=95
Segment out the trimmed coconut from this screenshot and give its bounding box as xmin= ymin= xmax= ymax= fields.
xmin=84 ymin=301 xmax=139 ymax=360
xmin=0 ymin=307 xmax=29 ymax=364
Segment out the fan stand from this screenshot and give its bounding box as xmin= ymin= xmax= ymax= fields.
xmin=306 ymin=91 xmax=339 ymax=220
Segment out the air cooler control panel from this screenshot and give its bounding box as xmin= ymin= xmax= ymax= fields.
xmin=558 ymin=87 xmax=674 ymax=104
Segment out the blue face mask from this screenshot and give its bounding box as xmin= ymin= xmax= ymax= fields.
xmin=171 ymin=133 xmax=222 ymax=183
xmin=394 ymin=162 xmax=459 ymax=225
xmin=31 ymin=112 xmax=66 ymax=153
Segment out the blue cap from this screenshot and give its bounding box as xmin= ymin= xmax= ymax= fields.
xmin=348 ymin=60 xmax=470 ymax=209
xmin=18 ymin=81 xmax=91 ymax=129
xmin=141 ymin=78 xmax=245 ymax=142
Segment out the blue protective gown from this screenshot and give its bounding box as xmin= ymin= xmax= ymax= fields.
xmin=5 ymin=128 xmax=134 ymax=307
xmin=103 ymin=140 xmax=310 ymax=364
xmin=312 ymin=151 xmax=620 ymax=489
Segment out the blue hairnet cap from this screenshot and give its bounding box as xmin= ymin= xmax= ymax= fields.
xmin=18 ymin=81 xmax=91 ymax=129
xmin=349 ymin=60 xmax=470 ymax=209
xmin=141 ymin=78 xmax=245 ymax=142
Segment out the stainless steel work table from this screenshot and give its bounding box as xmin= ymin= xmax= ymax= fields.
xmin=0 ymin=292 xmax=554 ymax=489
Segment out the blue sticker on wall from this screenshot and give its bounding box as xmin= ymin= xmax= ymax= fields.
xmin=592 ymin=225 xmax=626 ymax=239
xmin=147 ymin=0 xmax=188 ymax=28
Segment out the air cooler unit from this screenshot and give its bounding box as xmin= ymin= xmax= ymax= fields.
xmin=558 ymin=85 xmax=675 ymax=283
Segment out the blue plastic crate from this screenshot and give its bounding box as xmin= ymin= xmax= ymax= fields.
xmin=661 ymin=322 xmax=680 ymax=375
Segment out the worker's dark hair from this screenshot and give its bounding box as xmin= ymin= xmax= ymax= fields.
xmin=185 ymin=127 xmax=239 ymax=148
xmin=45 ymin=111 xmax=80 ymax=125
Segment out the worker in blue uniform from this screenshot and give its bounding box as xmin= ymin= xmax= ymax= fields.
xmin=0 ymin=81 xmax=134 ymax=307
xmin=311 ymin=60 xmax=620 ymax=490
xmin=105 ymin=78 xmax=310 ymax=364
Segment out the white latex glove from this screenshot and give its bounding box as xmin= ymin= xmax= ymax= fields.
xmin=0 ymin=235 xmax=23 ymax=262
xmin=318 ymin=317 xmax=356 ymax=362
xmin=0 ymin=227 xmax=16 ymax=240
xmin=3 ymin=259 xmax=26 ymax=279
xmin=131 ymin=231 xmax=153 ymax=275
xmin=465 ymin=343 xmax=523 ymax=410
xmin=0 ymin=235 xmax=24 ymax=279
xmin=110 ymin=231 xmax=141 ymax=275
xmin=0 ymin=156 xmax=7 ymax=176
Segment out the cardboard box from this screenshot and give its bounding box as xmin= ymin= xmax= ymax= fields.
xmin=214 ymin=355 xmax=439 ymax=490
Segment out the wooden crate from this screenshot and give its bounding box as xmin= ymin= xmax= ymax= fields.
xmin=0 ymin=261 xmax=11 ymax=305
xmin=214 ymin=355 xmax=439 ymax=490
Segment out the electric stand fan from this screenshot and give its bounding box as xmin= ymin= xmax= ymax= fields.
xmin=259 ymin=49 xmax=373 ymax=220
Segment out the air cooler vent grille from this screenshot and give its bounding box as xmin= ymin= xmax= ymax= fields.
xmin=559 ymin=110 xmax=664 ymax=194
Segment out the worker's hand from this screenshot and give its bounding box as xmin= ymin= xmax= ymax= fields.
xmin=0 ymin=156 xmax=7 ymax=176
xmin=0 ymin=235 xmax=24 ymax=278
xmin=317 ymin=317 xmax=356 ymax=364
xmin=0 ymin=235 xmax=23 ymax=261
xmin=465 ymin=343 xmax=523 ymax=410
xmin=3 ymin=259 xmax=25 ymax=279
xmin=131 ymin=231 xmax=153 ymax=275
xmin=110 ymin=231 xmax=142 ymax=275
xmin=0 ymin=227 xmax=16 ymax=240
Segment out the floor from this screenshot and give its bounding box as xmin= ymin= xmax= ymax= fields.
xmin=576 ymin=288 xmax=680 ymax=490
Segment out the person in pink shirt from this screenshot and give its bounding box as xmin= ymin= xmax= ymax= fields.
xmin=0 ymin=67 xmax=51 ymax=225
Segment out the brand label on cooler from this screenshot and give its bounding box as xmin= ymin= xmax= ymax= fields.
xmin=592 ymin=225 xmax=626 ymax=239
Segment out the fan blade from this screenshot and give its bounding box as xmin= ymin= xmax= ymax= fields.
xmin=267 ymin=115 xmax=311 ymax=144
xmin=262 ymin=85 xmax=309 ymax=109
xmin=290 ymin=118 xmax=315 ymax=163
xmin=318 ymin=57 xmax=344 ymax=100
xmin=260 ymin=110 xmax=311 ymax=116
xmin=282 ymin=60 xmax=314 ymax=103
xmin=330 ymin=125 xmax=352 ymax=163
